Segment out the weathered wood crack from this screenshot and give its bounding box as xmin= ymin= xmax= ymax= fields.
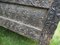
xmin=0 ymin=1 xmax=49 ymax=9
xmin=0 ymin=16 xmax=41 ymax=31
xmin=0 ymin=0 xmax=53 ymax=8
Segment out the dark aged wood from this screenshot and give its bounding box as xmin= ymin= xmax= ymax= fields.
xmin=41 ymin=0 xmax=60 ymax=45
xmin=0 ymin=0 xmax=53 ymax=8
xmin=0 ymin=0 xmax=60 ymax=45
